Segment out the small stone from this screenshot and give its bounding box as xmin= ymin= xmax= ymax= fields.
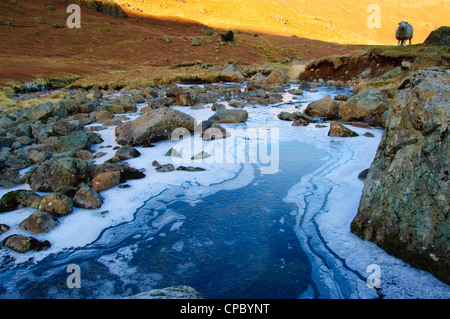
xmin=91 ymin=171 xmax=121 ymax=192
xmin=156 ymin=164 xmax=175 ymax=172
xmin=19 ymin=211 xmax=59 ymax=234
xmin=328 ymin=121 xmax=359 ymax=137
xmin=2 ymin=234 xmax=51 ymax=253
xmin=39 ymin=193 xmax=73 ymax=217
xmin=165 ymin=148 xmax=182 ymax=158
xmin=115 ymin=146 xmax=141 ymax=160
xmin=73 ymin=185 xmax=103 ymax=209
xmin=191 ymin=151 xmax=211 ymax=160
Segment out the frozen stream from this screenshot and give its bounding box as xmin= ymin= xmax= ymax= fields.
xmin=0 ymin=83 xmax=448 ymax=299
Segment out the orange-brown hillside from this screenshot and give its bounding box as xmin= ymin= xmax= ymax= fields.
xmin=123 ymin=0 xmax=449 ymax=45
xmin=0 ymin=0 xmax=447 ymax=87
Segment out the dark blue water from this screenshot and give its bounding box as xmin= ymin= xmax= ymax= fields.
xmin=0 ymin=140 xmax=327 ymax=299
xmin=134 ymin=141 xmax=325 ymax=299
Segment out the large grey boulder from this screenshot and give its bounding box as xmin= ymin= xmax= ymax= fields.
xmin=339 ymin=87 xmax=390 ymax=122
xmin=351 ymin=68 xmax=450 ymax=284
xmin=115 ymin=108 xmax=196 ymax=146
xmin=23 ymin=102 xmax=54 ymax=122
xmin=305 ymin=95 xmax=341 ymax=118
xmin=208 ymin=109 xmax=248 ymax=123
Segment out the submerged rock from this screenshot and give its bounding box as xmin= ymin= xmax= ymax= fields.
xmin=351 ymin=68 xmax=450 ymax=284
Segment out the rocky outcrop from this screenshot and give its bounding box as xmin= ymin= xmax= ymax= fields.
xmin=423 ymin=26 xmax=450 ymax=47
xmin=351 ymin=68 xmax=449 ymax=284
xmin=115 ymin=108 xmax=196 ymax=146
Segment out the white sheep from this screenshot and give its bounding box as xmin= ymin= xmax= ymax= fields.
xmin=396 ymin=21 xmax=414 ymax=46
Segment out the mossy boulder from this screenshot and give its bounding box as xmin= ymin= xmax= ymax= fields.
xmin=28 ymin=158 xmax=90 ymax=192
xmin=0 ymin=190 xmax=40 ymax=213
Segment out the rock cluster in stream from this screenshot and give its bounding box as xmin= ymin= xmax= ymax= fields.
xmin=0 ymin=59 xmax=447 ymax=292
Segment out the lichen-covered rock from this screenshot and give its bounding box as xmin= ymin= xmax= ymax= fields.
xmin=124 ymin=286 xmax=203 ymax=299
xmin=339 ymin=87 xmax=390 ymax=122
xmin=0 ymin=190 xmax=40 ymax=213
xmin=208 ymin=109 xmax=248 ymax=123
xmin=107 ymin=95 xmax=137 ymax=112
xmin=2 ymin=234 xmax=50 ymax=253
xmin=166 ymin=86 xmax=197 ymax=106
xmin=90 ymin=162 xmax=146 ymax=183
xmin=28 ymin=158 xmax=90 ymax=192
xmin=351 ymin=68 xmax=450 ymax=284
xmin=39 ymin=193 xmax=73 ymax=217
xmin=265 ymin=68 xmax=288 ymax=85
xmin=19 ymin=211 xmax=59 ymax=234
xmin=115 ymin=108 xmax=196 ymax=146
xmin=91 ymin=171 xmax=120 ymax=192
xmin=23 ymin=102 xmax=54 ymax=122
xmin=73 ymin=185 xmax=103 ymax=209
